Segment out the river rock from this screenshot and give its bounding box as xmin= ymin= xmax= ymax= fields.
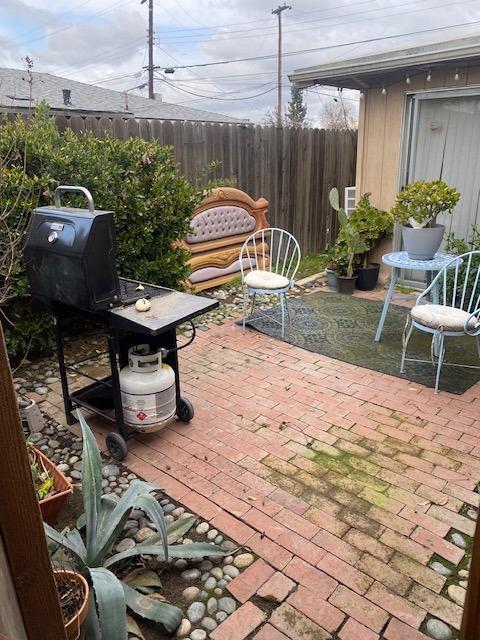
xmin=175 ymin=618 xmax=191 ymax=638
xmin=135 ymin=527 xmax=155 ymax=542
xmin=172 ymin=507 xmax=185 ymax=518
xmin=207 ymin=529 xmax=218 ymax=540
xmin=102 ymin=464 xmax=120 ymax=478
xmin=211 ymin=567 xmax=223 ymax=580
xmin=204 ymin=577 xmax=217 ymax=590
xmin=182 ymin=587 xmax=200 ymax=602
xmin=200 ymin=560 xmax=213 ymax=571
xmin=233 ymin=553 xmax=254 ymax=569
xmin=175 ymin=559 xmax=188 ymax=570
xmin=447 ymin=584 xmax=466 ymax=606
xmin=425 ymin=618 xmax=452 ymax=640
xmin=201 ymin=617 xmax=217 ymax=631
xmin=181 ymin=568 xmax=201 ymax=582
xmin=451 ymin=532 xmax=466 ymax=549
xmin=206 ymin=597 xmax=218 ymax=614
xmin=196 ymin=522 xmax=209 ymax=535
xmin=218 ymin=597 xmax=236 ymax=614
xmin=223 ymin=565 xmax=240 ymax=579
xmin=116 ymin=538 xmax=135 ymax=552
xmin=190 ymin=630 xmax=207 ymax=640
xmin=216 ymin=611 xmax=228 ymax=623
xmin=430 ymin=561 xmax=452 ymax=577
xmin=187 ymin=602 xmax=205 ymax=624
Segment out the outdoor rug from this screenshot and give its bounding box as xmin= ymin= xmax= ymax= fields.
xmin=245 ymin=291 xmax=480 ymax=394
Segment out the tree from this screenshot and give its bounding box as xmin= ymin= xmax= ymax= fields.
xmin=262 ymin=86 xmax=309 ymax=128
xmin=286 ymin=86 xmax=307 ymax=128
xmin=318 ymin=98 xmax=357 ymax=131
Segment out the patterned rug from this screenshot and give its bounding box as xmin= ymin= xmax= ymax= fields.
xmin=245 ymin=291 xmax=480 ymax=394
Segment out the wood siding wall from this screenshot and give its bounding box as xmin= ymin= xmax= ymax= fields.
xmin=357 ymin=64 xmax=480 ymax=211
xmin=52 ymin=115 xmax=357 ymax=253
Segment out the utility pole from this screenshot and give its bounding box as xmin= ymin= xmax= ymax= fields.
xmin=272 ymin=3 xmax=291 ymax=127
xmin=141 ymin=0 xmax=155 ymax=99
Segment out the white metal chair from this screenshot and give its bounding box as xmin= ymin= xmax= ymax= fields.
xmin=401 ymin=251 xmax=480 ymax=393
xmin=240 ymin=228 xmax=301 ymax=338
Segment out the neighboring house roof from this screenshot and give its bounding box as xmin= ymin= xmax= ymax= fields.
xmin=0 ymin=67 xmax=246 ymax=123
xmin=289 ymin=34 xmax=480 ymax=90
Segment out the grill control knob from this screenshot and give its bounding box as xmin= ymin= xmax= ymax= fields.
xmin=48 ymin=231 xmax=58 ymax=243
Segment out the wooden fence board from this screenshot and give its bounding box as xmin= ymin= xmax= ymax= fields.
xmin=52 ymin=114 xmax=356 ymax=253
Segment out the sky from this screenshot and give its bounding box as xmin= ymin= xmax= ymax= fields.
xmin=1 ymin=0 xmax=480 ymax=124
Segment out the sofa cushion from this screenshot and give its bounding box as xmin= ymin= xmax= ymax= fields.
xmin=187 ymin=206 xmax=256 ymax=243
xmin=244 ymin=270 xmax=290 ymax=290
xmin=411 ymin=304 xmax=480 ymax=332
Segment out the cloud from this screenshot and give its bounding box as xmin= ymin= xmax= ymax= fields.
xmin=1 ymin=0 xmax=479 ymax=122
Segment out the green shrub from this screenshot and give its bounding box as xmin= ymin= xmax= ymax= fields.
xmin=0 ymin=104 xmax=208 ymax=360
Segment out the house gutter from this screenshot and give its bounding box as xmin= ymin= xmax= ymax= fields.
xmin=289 ymin=40 xmax=480 ymax=87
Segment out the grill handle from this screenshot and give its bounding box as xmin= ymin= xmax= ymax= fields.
xmin=54 ymin=185 xmax=95 ymax=213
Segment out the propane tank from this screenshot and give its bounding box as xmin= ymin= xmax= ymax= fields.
xmin=120 ymin=344 xmax=176 ymax=432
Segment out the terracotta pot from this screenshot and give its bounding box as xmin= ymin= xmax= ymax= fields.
xmin=337 ymin=275 xmax=357 ymax=294
xmin=54 ymin=570 xmax=90 ymax=640
xmin=32 ymin=447 xmax=73 ymax=524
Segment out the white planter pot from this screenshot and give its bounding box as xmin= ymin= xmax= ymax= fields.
xmin=402 ymin=224 xmax=445 ymax=260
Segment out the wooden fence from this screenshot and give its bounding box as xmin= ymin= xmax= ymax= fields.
xmin=53 ymin=115 xmax=357 ymax=253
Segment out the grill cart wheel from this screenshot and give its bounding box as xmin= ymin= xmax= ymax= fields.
xmin=106 ymin=432 xmax=128 ymax=461
xmin=177 ymin=397 xmax=194 ymax=423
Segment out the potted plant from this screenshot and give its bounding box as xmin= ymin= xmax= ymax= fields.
xmin=28 ymin=439 xmax=73 ymax=524
xmin=54 ymin=569 xmax=90 ymax=640
xmin=322 ymin=245 xmax=339 ymax=289
xmin=347 ymin=193 xmax=392 ymax=290
xmin=329 ymin=188 xmax=368 ymax=294
xmin=391 ymin=180 xmax=460 ymax=260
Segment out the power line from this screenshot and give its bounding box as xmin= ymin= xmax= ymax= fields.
xmin=152 ymin=19 xmax=480 ymax=70
xmin=152 ymin=0 xmax=381 ymax=35
xmin=153 ymin=0 xmax=480 ymax=45
xmin=155 ymin=73 xmax=277 ymax=100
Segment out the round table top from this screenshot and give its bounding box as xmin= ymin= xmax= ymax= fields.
xmin=382 ymin=251 xmax=459 ymax=271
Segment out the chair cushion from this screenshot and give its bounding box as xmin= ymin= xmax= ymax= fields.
xmin=244 ymin=270 xmax=290 ymax=290
xmin=411 ymin=304 xmax=480 ymax=332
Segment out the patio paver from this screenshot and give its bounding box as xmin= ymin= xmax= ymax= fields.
xmin=55 ymin=314 xmax=480 ymax=638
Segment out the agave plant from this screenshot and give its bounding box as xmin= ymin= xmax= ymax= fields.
xmin=45 ymin=411 xmax=226 ymax=639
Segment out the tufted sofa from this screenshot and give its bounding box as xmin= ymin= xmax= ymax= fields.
xmin=183 ymin=187 xmax=269 ymax=291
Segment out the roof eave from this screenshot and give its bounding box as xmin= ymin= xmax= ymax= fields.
xmin=289 ymin=42 xmax=480 ymax=89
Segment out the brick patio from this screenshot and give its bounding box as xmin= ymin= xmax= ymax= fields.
xmin=60 ymin=313 xmax=480 ymax=639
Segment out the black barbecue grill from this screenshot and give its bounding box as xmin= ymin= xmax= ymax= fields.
xmin=24 ymin=186 xmax=218 ymax=460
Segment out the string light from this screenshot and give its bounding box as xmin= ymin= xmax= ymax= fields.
xmin=426 ymin=70 xmax=432 ymax=82
xmin=381 ymin=86 xmax=387 ymax=95
xmin=406 ymin=74 xmax=411 ymax=84
xmin=359 ymin=90 xmax=364 ymax=99
xmin=454 ymin=69 xmax=460 ymax=81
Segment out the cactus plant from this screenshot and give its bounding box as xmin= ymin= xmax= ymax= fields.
xmin=329 ymin=187 xmax=368 ymax=278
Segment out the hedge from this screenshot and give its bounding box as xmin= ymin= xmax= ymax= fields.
xmin=0 ymin=104 xmax=208 ymax=360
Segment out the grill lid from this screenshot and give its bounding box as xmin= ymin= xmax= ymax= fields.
xmin=24 ymin=186 xmax=120 ymax=311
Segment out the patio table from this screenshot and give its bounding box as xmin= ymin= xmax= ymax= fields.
xmin=374 ymin=251 xmax=459 ymax=342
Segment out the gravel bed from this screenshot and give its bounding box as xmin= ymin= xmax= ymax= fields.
xmin=25 ymin=414 xmax=254 ymax=639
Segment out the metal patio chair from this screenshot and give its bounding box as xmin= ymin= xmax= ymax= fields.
xmin=240 ymin=228 xmax=301 ymax=338
xmin=401 ymin=250 xmax=480 ymax=393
